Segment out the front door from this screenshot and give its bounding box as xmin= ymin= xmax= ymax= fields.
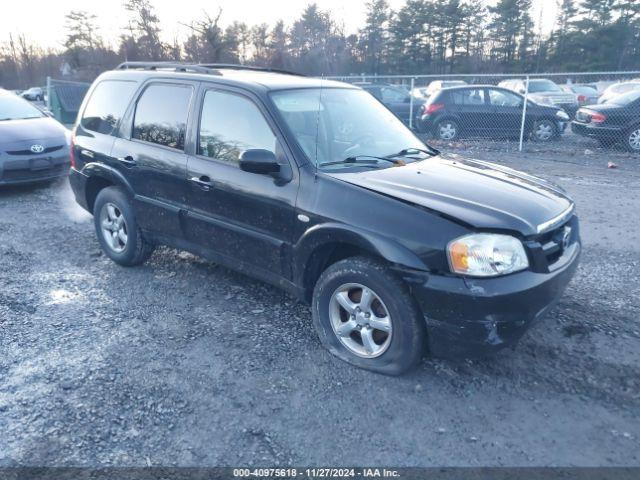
xmin=487 ymin=88 xmax=525 ymax=138
xmin=183 ymin=87 xmax=298 ymax=277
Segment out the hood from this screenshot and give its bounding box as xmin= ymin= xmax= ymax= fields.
xmin=327 ymin=154 xmax=573 ymax=236
xmin=0 ymin=117 xmax=68 ymax=147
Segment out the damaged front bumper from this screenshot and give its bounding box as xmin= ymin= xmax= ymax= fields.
xmin=397 ymin=240 xmax=581 ymax=358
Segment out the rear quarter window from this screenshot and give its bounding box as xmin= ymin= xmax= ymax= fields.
xmin=81 ymin=80 xmax=137 ymax=135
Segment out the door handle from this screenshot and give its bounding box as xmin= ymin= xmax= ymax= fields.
xmin=189 ymin=176 xmax=214 ymax=191
xmin=117 ymin=155 xmax=136 ymax=167
xmin=80 ymin=149 xmax=94 ymax=159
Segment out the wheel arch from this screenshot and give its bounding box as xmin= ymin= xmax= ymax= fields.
xmin=294 ymin=223 xmax=428 ymax=303
xmin=82 ymin=163 xmax=135 ymax=214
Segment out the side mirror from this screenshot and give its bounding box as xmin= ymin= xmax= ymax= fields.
xmin=239 ymin=149 xmax=280 ymax=175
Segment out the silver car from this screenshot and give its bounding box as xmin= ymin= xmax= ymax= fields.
xmin=0 ymin=89 xmax=70 ymax=185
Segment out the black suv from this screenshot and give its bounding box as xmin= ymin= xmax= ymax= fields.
xmin=69 ymin=62 xmax=581 ymax=375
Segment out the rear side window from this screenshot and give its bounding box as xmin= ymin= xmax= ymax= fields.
xmin=81 ymin=80 xmax=137 ymax=135
xmin=198 ymin=90 xmax=276 ymax=164
xmin=133 ymin=84 xmax=192 ymax=150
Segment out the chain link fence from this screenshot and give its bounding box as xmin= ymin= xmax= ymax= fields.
xmin=327 ymin=72 xmax=640 ymax=156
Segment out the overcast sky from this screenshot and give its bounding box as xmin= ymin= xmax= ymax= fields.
xmin=1 ymin=0 xmax=558 ymax=50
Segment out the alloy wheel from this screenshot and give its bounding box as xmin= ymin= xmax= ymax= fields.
xmin=438 ymin=122 xmax=457 ymax=140
xmin=328 ymin=283 xmax=392 ymax=358
xmin=100 ymin=203 xmax=128 ymax=253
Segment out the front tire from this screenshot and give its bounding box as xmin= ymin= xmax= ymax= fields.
xmin=532 ymin=119 xmax=557 ymax=142
xmin=626 ymin=126 xmax=640 ymax=153
xmin=93 ymin=186 xmax=155 ymax=266
xmin=312 ymin=256 xmax=425 ymax=375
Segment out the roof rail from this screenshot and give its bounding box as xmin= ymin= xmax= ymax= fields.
xmin=197 ymin=63 xmax=305 ymax=77
xmin=116 ymin=62 xmax=221 ymax=75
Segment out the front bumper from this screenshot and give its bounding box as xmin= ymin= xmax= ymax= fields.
xmin=398 ymin=238 xmax=581 ymax=358
xmin=0 ymin=152 xmax=70 ymax=186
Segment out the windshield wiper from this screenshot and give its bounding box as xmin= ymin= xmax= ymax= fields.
xmin=388 ymin=146 xmax=440 ymax=158
xmin=321 ymin=155 xmax=404 ymax=167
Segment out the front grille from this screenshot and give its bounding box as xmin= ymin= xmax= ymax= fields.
xmin=537 ymin=221 xmax=574 ymax=266
xmin=5 ymin=145 xmax=64 ymax=156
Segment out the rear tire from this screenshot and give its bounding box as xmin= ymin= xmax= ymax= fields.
xmin=312 ymin=256 xmax=425 ymax=375
xmin=93 ymin=186 xmax=154 ymax=266
xmin=434 ymin=119 xmax=459 ymax=141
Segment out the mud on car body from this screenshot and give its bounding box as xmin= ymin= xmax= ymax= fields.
xmin=69 ymin=62 xmax=581 ymax=375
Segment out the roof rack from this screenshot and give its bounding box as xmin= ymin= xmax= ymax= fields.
xmin=116 ymin=62 xmax=221 ymax=75
xmin=197 ymin=63 xmax=305 ymax=77
xmin=116 ymin=61 xmax=305 ymax=78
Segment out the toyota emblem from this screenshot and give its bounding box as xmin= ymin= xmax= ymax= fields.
xmin=30 ymin=144 xmax=45 ymax=153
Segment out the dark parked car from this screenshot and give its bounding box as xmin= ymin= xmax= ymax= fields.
xmin=572 ymin=90 xmax=640 ymax=152
xmin=69 ymin=63 xmax=580 ymax=374
xmin=356 ymin=82 xmax=425 ymax=127
xmin=0 ymin=89 xmax=70 ymax=185
xmin=418 ymin=86 xmax=570 ymax=142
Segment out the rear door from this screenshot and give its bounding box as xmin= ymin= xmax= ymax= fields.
xmin=183 ymin=86 xmax=298 ymax=277
xmin=449 ymin=88 xmax=489 ymax=135
xmin=110 ymin=81 xmax=196 ymax=239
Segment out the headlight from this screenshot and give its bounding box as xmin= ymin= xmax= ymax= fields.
xmin=447 ymin=234 xmax=529 ymax=277
xmin=556 ymin=110 xmax=570 ymax=120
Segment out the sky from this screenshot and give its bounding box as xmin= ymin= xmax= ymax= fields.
xmin=0 ymin=0 xmax=558 ymax=50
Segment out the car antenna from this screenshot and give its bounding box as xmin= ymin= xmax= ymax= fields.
xmin=313 ymin=75 xmax=324 ymax=177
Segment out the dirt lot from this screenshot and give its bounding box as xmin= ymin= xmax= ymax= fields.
xmin=1 ymin=141 xmax=639 ymax=467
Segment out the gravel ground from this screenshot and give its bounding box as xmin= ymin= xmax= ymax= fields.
xmin=0 ymin=142 xmax=639 ymax=468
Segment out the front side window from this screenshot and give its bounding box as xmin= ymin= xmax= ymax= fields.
xmin=133 ymin=84 xmax=192 ymax=150
xmin=81 ymin=80 xmax=137 ymax=135
xmin=271 ymin=88 xmax=425 ymax=170
xmin=0 ymin=93 xmax=44 ymax=121
xmin=198 ymin=90 xmax=277 ymax=164
xmin=488 ymin=89 xmax=522 ymax=107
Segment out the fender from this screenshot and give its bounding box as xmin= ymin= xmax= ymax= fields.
xmin=82 ymin=162 xmax=135 ymax=197
xmin=292 ymin=222 xmax=429 ymax=287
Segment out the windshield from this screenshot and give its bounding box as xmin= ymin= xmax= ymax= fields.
xmin=0 ymin=94 xmax=44 ymax=121
xmin=610 ymin=89 xmax=640 ymax=105
xmin=271 ymin=88 xmax=426 ymax=170
xmin=528 ymin=80 xmax=562 ymax=93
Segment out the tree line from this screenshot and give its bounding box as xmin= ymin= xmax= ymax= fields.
xmin=1 ymin=0 xmax=639 ymax=89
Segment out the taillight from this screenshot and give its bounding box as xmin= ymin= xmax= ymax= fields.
xmin=590 ymin=112 xmax=607 ymax=123
xmin=69 ymin=134 xmax=76 ymax=168
xmin=425 ymin=103 xmax=445 ymax=115
xmin=577 ymin=95 xmax=587 ymax=102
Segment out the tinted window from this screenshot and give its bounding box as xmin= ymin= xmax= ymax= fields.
xmin=198 ymin=90 xmax=276 ymax=164
xmin=488 ymin=89 xmax=522 ymax=107
xmin=133 ymin=84 xmax=192 ymax=150
xmin=451 ymin=89 xmax=486 ymax=105
xmin=81 ymin=80 xmax=137 ymax=135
